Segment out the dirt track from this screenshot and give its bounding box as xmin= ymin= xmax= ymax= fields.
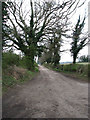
xmin=2 ymin=65 xmax=88 ymax=118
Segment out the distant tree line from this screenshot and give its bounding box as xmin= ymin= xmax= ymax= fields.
xmin=79 ymin=55 xmax=89 ymax=62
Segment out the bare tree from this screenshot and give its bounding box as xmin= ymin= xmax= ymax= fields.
xmin=3 ymin=0 xmax=85 ymax=70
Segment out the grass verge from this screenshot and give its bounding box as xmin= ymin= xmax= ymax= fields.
xmin=44 ymin=63 xmax=89 ymax=82
xmin=2 ymin=67 xmax=39 ymax=93
xmin=2 ymin=51 xmax=39 ymax=93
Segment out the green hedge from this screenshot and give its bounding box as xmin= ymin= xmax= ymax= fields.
xmin=2 ymin=52 xmax=39 ymax=71
xmin=61 ymin=64 xmax=88 ymax=76
xmin=44 ymin=63 xmax=89 ymax=77
xmin=2 ymin=52 xmax=20 ymax=69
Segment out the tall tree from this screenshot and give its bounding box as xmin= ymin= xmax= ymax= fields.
xmin=4 ymin=0 xmax=85 ymax=70
xmin=40 ymin=23 xmax=68 ymax=66
xmin=70 ymin=15 xmax=88 ymax=64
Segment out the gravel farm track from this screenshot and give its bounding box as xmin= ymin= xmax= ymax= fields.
xmin=3 ymin=65 xmax=88 ymax=118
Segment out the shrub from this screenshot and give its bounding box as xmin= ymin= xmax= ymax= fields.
xmin=2 ymin=52 xmax=20 ymax=69
xmin=19 ymin=56 xmax=39 ymax=71
xmin=19 ymin=56 xmax=28 ymax=69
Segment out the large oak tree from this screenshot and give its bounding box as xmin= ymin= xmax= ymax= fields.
xmin=3 ymin=0 xmax=86 ymax=70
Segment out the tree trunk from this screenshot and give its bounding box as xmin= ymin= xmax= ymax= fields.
xmin=73 ymin=54 xmax=77 ymax=64
xmin=26 ymin=55 xmax=35 ymax=71
xmin=25 ymin=44 xmax=36 ymax=71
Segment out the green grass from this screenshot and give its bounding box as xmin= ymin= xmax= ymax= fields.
xmin=2 ymin=75 xmax=17 ymax=92
xmin=2 ymin=70 xmax=38 ymax=93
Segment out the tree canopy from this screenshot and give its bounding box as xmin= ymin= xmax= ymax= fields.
xmin=3 ymin=0 xmax=87 ymax=69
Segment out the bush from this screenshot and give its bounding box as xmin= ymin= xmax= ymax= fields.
xmin=2 ymin=52 xmax=20 ymax=69
xmin=19 ymin=56 xmax=28 ymax=69
xmin=2 ymin=51 xmax=39 ymax=92
xmin=2 ymin=51 xmax=39 ymax=71
xmin=19 ymin=57 xmax=38 ymax=70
